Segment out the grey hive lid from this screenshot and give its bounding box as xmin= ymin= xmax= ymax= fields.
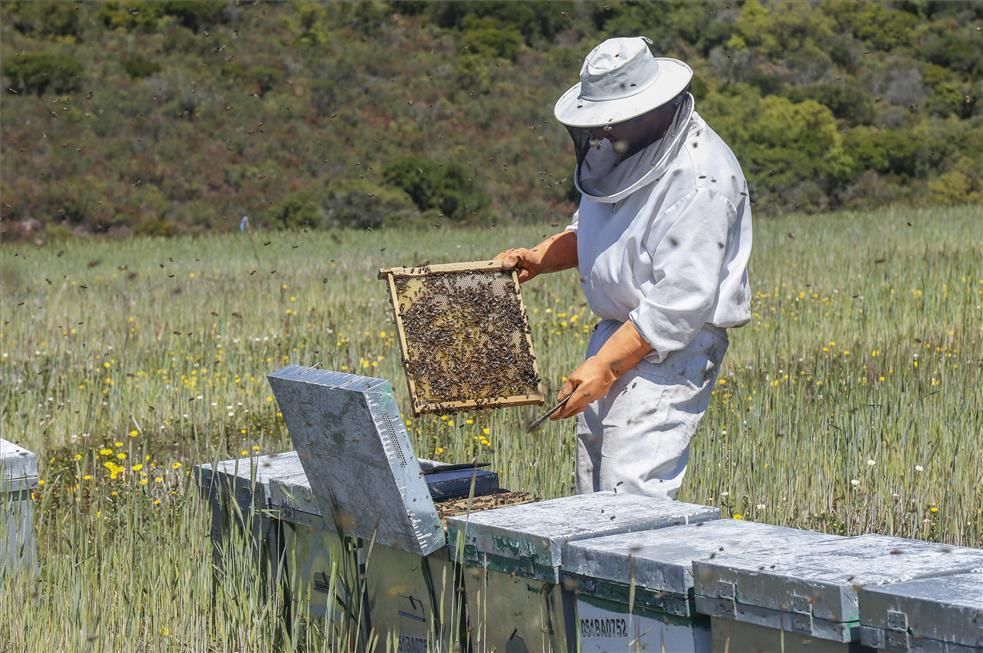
xmin=693 ymin=533 xmax=983 ymax=625
xmin=447 ymin=492 xmax=719 ymax=582
xmin=269 ymin=470 xmax=319 ymax=517
xmin=859 ymin=571 xmax=983 ymax=649
xmin=268 ymin=365 xmax=443 ymax=557
xmin=1 ymin=438 xmax=38 ymax=492
xmin=267 ymin=457 xmax=491 ymax=521
xmin=564 ymin=519 xmax=833 ymax=597
xmin=196 ymin=450 xmax=305 ymax=505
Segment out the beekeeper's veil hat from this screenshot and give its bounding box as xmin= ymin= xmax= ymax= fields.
xmin=554 ymin=36 xmax=693 ymax=128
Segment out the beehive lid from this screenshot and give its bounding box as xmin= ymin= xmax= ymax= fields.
xmin=564 ymin=519 xmax=839 ymax=599
xmin=446 ymin=492 xmax=719 ymax=583
xmin=380 ymin=260 xmax=545 ymax=415
xmin=196 ymin=451 xmax=305 ymax=499
xmin=268 ymin=365 xmax=444 ymax=557
xmin=693 ymin=533 xmax=983 ymax=641
xmin=858 ymin=572 xmax=983 ymax=651
xmin=1 ymin=438 xmax=38 ymax=492
xmin=268 ymin=470 xmax=319 ymax=518
xmin=267 ymin=462 xmax=500 ymax=524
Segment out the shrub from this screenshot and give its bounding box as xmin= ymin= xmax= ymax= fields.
xmin=291 ymin=0 xmax=328 ymax=46
xmin=267 ymin=193 xmax=323 ymax=230
xmin=704 ymin=90 xmax=853 ymax=204
xmin=49 ymin=179 xmax=100 ymax=225
xmin=841 ymin=171 xmax=904 ymax=210
xmin=926 ymin=157 xmax=982 ymax=206
xmin=3 ymin=52 xmax=83 ymax=96
xmin=432 ymin=1 xmax=572 ymax=44
xmin=330 ymin=1 xmax=390 ymax=37
xmin=98 ymin=1 xmax=164 ymax=31
xmin=99 ymin=0 xmax=226 ymax=32
xmin=917 ymin=19 xmax=982 ymax=76
xmin=787 ymin=81 xmax=875 ymax=125
xmin=458 ymin=16 xmax=523 ymax=61
xmin=221 ymin=63 xmax=279 ymax=96
xmin=321 ymin=179 xmax=417 ymax=230
xmin=383 ymin=157 xmax=488 ymax=222
xmin=158 ymin=1 xmax=227 ymax=31
xmin=7 ymin=1 xmax=81 ymax=38
xmin=454 ymin=54 xmax=494 ymax=95
xmin=123 ymin=55 xmax=161 ymax=79
xmin=825 ymin=0 xmax=918 ymax=52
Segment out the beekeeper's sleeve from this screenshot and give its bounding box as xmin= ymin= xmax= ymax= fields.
xmin=565 ymin=209 xmax=579 ymax=233
xmin=629 ymin=187 xmax=734 ymax=363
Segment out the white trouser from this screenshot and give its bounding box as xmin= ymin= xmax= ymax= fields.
xmin=575 ymin=321 xmax=728 ymax=499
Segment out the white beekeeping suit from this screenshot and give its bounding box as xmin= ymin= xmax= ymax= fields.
xmin=556 ymin=38 xmax=753 ymax=498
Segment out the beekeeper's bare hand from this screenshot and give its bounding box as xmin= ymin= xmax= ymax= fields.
xmin=493 ymin=247 xmax=543 ymax=284
xmin=553 ymin=356 xmax=618 ymax=419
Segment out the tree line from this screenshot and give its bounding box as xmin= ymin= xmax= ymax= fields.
xmin=1 ymin=0 xmax=980 ymax=239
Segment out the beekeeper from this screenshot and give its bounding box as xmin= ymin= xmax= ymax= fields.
xmin=495 ymin=36 xmax=752 ymax=499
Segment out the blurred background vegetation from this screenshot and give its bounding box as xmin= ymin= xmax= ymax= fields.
xmin=1 ymin=0 xmax=981 ymax=240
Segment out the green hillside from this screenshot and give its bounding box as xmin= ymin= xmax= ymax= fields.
xmin=1 ymin=0 xmax=981 ymax=239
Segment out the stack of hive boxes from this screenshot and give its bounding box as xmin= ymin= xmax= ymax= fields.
xmin=1 ymin=438 xmax=39 ymax=580
xmin=196 ymin=369 xmax=983 ymax=653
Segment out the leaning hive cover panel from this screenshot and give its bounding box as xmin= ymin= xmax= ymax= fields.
xmin=267 ymin=365 xmax=444 ymax=556
xmin=382 ymin=261 xmax=544 ymax=415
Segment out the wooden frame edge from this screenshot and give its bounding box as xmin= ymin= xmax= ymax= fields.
xmin=413 ymin=393 xmax=546 ymax=415
xmin=378 ymin=259 xmax=508 ymax=279
xmin=511 ymin=269 xmax=547 ymax=399
xmin=384 ymin=272 xmax=422 ymax=413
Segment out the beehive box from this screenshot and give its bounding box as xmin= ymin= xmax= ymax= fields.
xmin=858 ymin=572 xmax=983 ymax=653
xmin=693 ymin=533 xmax=983 ymax=651
xmin=562 ymin=519 xmax=847 ymax=653
xmin=194 ymin=450 xmax=310 ymax=601
xmin=380 ymin=260 xmax=545 ymax=415
xmin=1 ymin=438 xmax=38 ymax=578
xmin=266 ymin=365 xmax=535 ymax=649
xmin=446 ymin=493 xmax=720 ymax=653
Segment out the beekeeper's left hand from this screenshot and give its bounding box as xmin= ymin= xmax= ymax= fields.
xmin=553 ymin=321 xmax=654 ymax=420
xmin=553 ymin=356 xmax=618 ymax=419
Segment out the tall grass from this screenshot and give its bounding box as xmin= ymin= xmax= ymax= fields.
xmin=1 ymin=205 xmax=980 ymax=649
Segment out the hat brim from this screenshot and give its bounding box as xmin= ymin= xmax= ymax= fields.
xmin=553 ymin=58 xmax=693 ymax=128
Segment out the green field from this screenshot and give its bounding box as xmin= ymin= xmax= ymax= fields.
xmin=1 ymin=205 xmax=981 ymax=649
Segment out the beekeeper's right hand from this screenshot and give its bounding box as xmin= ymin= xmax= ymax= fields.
xmin=494 ymin=247 xmax=544 ymax=284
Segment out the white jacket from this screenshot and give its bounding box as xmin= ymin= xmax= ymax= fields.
xmin=567 ymin=107 xmax=752 ymax=363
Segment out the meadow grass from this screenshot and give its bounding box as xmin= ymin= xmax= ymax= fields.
xmin=1 ymin=204 xmax=980 ymax=650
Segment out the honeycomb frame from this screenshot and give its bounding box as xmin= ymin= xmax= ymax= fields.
xmin=379 ymin=260 xmax=546 ymax=415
